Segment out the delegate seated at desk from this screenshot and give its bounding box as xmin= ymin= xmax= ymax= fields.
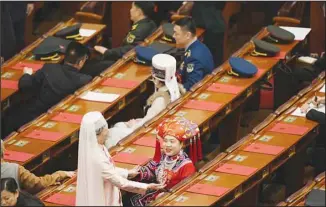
xmin=80 ymin=1 xmax=157 ymax=78
xmin=173 ymin=17 xmax=214 ymax=91
xmin=301 ymin=96 xmax=325 ymax=124
xmin=293 ymin=53 xmax=325 ymax=84
xmin=1 ymin=42 xmax=92 ymax=138
xmin=301 ymin=96 xmax=325 ymax=174
xmin=105 ymin=54 xmax=185 ymax=149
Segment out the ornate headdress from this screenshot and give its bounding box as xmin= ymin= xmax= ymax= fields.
xmin=153 ymin=117 xmax=202 ymax=163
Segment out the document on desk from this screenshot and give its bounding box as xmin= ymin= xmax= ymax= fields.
xmin=279 ymin=26 xmax=311 ymax=41
xmin=291 ymin=103 xmax=325 ymax=117
xmin=79 ymin=28 xmax=96 ymax=37
xmin=80 ymin=91 xmax=120 ymax=103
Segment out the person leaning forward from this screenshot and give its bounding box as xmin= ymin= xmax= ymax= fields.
xmin=1 ymin=140 xmax=75 ymax=195
xmin=1 ymin=42 xmax=92 ymax=138
xmin=80 ymin=1 xmax=157 ymax=78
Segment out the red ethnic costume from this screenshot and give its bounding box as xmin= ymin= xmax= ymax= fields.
xmin=128 ymin=117 xmax=202 ymax=206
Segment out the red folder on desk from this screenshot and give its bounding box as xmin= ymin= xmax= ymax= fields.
xmin=1 ymin=79 xmax=18 ymax=89
xmin=45 ymin=193 xmax=76 ymax=206
xmin=112 ymin=152 xmax=150 ymax=165
xmin=243 ymin=143 xmax=285 ymax=155
xmin=11 ymin=61 xmax=44 ymax=72
xmin=133 ymin=136 xmax=156 ymax=148
xmin=187 ymin=183 xmax=230 ymax=197
xmin=25 ymin=130 xmax=64 ymax=142
xmin=101 ymin=78 xmax=140 ymax=89
xmin=269 ymin=123 xmax=308 ymax=135
xmin=4 ymin=150 xmax=34 ymax=162
xmin=215 ymin=163 xmax=257 ymax=176
xmin=51 ymin=112 xmax=83 ymax=124
xmin=207 ymin=83 xmax=243 ymax=95
xmin=183 ymin=100 xmax=221 ymax=112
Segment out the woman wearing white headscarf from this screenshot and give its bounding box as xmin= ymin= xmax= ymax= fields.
xmin=105 ymin=54 xmax=186 ymax=149
xmin=76 ymin=111 xmax=165 ymax=206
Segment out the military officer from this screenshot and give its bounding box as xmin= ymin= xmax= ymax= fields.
xmin=80 ymin=1 xmax=157 ymax=77
xmin=176 ymin=1 xmax=226 ymax=66
xmin=173 ymin=17 xmax=214 ymax=91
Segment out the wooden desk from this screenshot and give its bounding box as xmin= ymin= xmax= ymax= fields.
xmin=35 ymin=28 xmax=316 ymax=206
xmin=3 ymin=23 xmax=204 ymax=173
xmin=156 ymin=79 xmax=324 ymax=206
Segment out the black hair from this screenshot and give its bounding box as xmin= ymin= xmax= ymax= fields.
xmin=1 ymin=178 xmax=18 ymax=193
xmin=64 ymin=41 xmax=89 ymax=65
xmin=134 ymin=1 xmax=155 ymax=18
xmin=174 ymin=17 xmax=196 ymax=36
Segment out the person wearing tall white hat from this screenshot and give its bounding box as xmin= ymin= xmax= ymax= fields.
xmin=105 ymin=54 xmax=186 ymax=149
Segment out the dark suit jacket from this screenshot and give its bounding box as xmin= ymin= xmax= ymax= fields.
xmin=102 ymin=18 xmax=157 ymax=61
xmin=1 ymin=2 xmax=28 ymax=22
xmin=306 ymin=109 xmax=325 ymax=124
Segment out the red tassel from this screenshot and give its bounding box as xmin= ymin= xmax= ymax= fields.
xmin=154 ymin=5 xmax=158 ymax=13
xmin=153 ymin=140 xmax=161 ymax=163
xmin=192 ymin=138 xmax=197 ymax=163
xmin=197 ymin=135 xmax=203 ymax=160
xmin=189 ymin=139 xmax=194 ymax=163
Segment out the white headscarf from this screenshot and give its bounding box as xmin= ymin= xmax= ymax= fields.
xmin=152 ymin=54 xmax=181 ymax=102
xmin=76 ymin=111 xmax=108 ymax=206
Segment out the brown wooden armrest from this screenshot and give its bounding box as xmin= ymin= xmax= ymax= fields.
xmin=275 ymin=95 xmax=300 ymax=115
xmin=145 ymin=26 xmax=163 ymax=44
xmin=212 ymin=65 xmax=225 ymax=76
xmin=122 ymin=49 xmax=136 ymax=61
xmin=225 ymin=134 xmax=253 ymax=154
xmin=252 ymin=114 xmax=277 ymax=134
xmin=144 ymin=109 xmax=169 ymax=128
xmin=199 ymin=152 xmax=228 ymax=173
xmin=47 ymin=95 xmax=76 ymax=114
xmin=167 ymin=94 xmax=190 ymax=110
xmin=273 ymin=16 xmax=301 ymax=26
xmin=117 ymin=129 xmax=146 ymax=147
xmin=315 ymin=172 xmax=325 ymax=182
xmin=190 ymin=74 xmax=213 ymax=92
xmin=17 ymin=113 xmax=48 ymax=133
xmin=4 ymin=132 xmax=19 ymax=142
xmin=298 ymin=84 xmax=313 ymax=97
xmin=286 ymin=180 xmax=316 ymax=203
xmin=148 ymin=192 xmax=170 ymax=206
xmin=277 ymin=201 xmax=288 ymax=206
xmin=318 ymin=71 xmax=325 ymax=80
xmin=171 ymin=14 xmax=189 ymax=22
xmin=75 ymin=12 xmax=103 ymax=24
